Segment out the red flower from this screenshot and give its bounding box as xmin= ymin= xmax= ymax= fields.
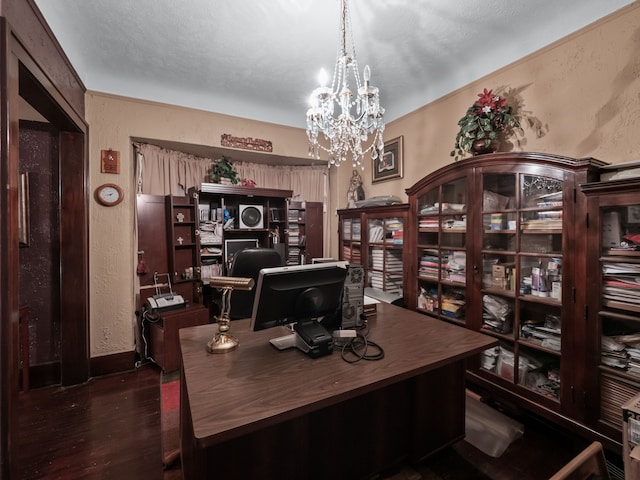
xmin=474 ymin=88 xmax=506 ymax=113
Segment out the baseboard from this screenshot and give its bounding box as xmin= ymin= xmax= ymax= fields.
xmin=90 ymin=350 xmax=137 ymax=377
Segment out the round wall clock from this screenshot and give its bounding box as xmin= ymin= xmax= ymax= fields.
xmin=95 ymin=183 xmax=124 ymax=206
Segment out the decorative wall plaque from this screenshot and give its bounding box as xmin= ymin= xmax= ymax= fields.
xmin=221 ymin=134 xmax=272 ymax=152
xmin=101 ymin=149 xmax=120 ymax=174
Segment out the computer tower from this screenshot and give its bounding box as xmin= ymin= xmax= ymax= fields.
xmin=341 ymin=264 xmax=364 ymax=329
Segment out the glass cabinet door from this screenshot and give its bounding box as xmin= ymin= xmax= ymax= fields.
xmin=599 ymin=203 xmax=640 ymax=379
xmin=367 ymin=216 xmax=404 ymax=297
xmin=416 ymin=177 xmax=468 ymax=325
xmin=582 ymin=181 xmax=640 ymax=436
xmin=341 ymin=216 xmax=362 ymax=264
xmin=479 ymin=172 xmax=563 ymax=406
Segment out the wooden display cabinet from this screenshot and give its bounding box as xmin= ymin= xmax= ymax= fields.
xmin=582 ymin=178 xmax=640 ymax=447
xmin=406 ymin=153 xmax=616 ymax=449
xmin=338 ymin=204 xmax=409 ymax=302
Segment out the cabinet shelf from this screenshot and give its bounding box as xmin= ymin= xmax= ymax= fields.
xmin=484 ymin=229 xmax=517 ymax=234
xmin=517 ymin=339 xmax=562 ymax=357
xmin=520 ymin=228 xmax=563 ymax=234
xmin=603 ymin=250 xmax=640 ymax=257
xmin=603 ymin=301 xmax=640 ymax=314
xmin=519 ymin=294 xmax=562 ymax=306
xmin=600 ymin=310 xmax=640 ymax=323
xmin=599 ymin=365 xmax=640 ymax=382
xmin=482 ymin=287 xmax=516 ymax=298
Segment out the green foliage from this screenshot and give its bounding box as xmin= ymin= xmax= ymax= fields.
xmin=210 ymin=156 xmax=239 ymax=184
xmin=450 ymin=89 xmax=520 ymax=161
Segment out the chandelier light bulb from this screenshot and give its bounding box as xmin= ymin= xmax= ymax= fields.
xmin=318 ymin=68 xmax=329 ymax=87
xmin=305 ymin=0 xmax=385 ymax=169
xmin=363 ymin=65 xmax=371 ymax=85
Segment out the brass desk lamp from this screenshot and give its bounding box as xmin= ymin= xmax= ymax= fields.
xmin=207 ymin=276 xmax=254 ymax=353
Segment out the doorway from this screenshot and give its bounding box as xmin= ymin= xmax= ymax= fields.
xmin=18 ymin=121 xmax=62 ymax=386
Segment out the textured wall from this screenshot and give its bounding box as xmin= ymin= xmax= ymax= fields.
xmin=87 ymin=3 xmax=640 ymax=358
xmin=331 ymin=2 xmax=640 ymax=237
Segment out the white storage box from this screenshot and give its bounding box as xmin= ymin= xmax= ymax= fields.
xmin=465 ymin=395 xmax=524 ymax=458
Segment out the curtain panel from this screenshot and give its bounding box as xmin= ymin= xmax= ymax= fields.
xmin=134 ymin=143 xmax=327 ymax=203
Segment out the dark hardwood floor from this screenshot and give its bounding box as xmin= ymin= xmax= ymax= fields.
xmin=17 ymin=365 xmax=163 ymax=480
xmin=16 ymin=365 xmax=623 ymax=479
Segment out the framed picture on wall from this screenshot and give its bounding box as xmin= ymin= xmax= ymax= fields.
xmin=372 ymin=136 xmax=403 ymax=183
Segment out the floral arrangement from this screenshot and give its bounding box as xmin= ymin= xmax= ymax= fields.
xmin=450 ymin=88 xmax=520 ymax=161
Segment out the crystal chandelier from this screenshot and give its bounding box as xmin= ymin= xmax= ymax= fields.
xmin=306 ymin=0 xmax=385 ymax=169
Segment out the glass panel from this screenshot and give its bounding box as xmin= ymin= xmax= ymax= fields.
xmin=441 ymin=230 xmax=466 ymax=249
xmin=385 ymin=217 xmax=404 ymax=245
xmin=483 ymin=212 xmax=517 ymax=232
xmin=482 ymin=294 xmax=513 ymax=334
xmin=352 ymin=219 xmax=361 ymax=241
xmin=520 ymin=175 xmax=563 ymax=209
xmin=518 ymin=345 xmax=560 ymax=401
xmin=521 ymin=210 xmax=562 ymax=233
xmin=483 ymin=173 xmax=516 ymax=210
xmin=368 ymin=219 xmax=384 ymax=244
xmin=442 ymin=178 xmax=467 ymax=208
xmin=519 ymin=257 xmax=562 ymax=300
xmin=417 ymin=281 xmax=438 ymax=312
xmin=601 ymin=205 xmax=640 ymax=254
xmin=442 ymin=249 xmax=466 ymax=285
xmin=417 ymin=188 xmax=439 ymax=214
xmin=520 ymin=232 xmax=562 ymax=255
xmin=520 ymin=303 xmax=561 ymax=353
xmin=343 ymin=218 xmax=352 ymax=240
xmin=441 ymin=285 xmax=466 ymax=322
xmin=482 ymin=254 xmax=516 ymax=291
xmin=418 ymin=249 xmax=439 ymax=280
xmin=599 ymin=202 xmax=640 ymax=381
xmin=601 ymin=317 xmax=640 ymax=377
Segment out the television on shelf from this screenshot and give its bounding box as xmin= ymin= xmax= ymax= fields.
xmin=224 ymin=238 xmax=259 ymax=267
xmin=250 ymin=261 xmax=348 ymax=357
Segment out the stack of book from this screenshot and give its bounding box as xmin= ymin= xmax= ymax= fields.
xmin=441 ymin=289 xmax=465 ymax=319
xmin=342 ymin=245 xmax=361 ymax=264
xmin=602 ymin=262 xmax=640 ymax=309
xmin=419 ymin=250 xmax=439 ymax=278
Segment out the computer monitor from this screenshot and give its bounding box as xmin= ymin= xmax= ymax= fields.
xmin=251 ymin=261 xmax=348 ymax=330
xmin=250 ymin=262 xmax=348 ymax=356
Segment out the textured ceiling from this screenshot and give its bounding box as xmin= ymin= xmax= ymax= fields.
xmin=34 ymin=0 xmax=634 ymax=129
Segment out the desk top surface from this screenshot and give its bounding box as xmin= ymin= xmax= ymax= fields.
xmin=179 ymin=302 xmax=496 ymax=447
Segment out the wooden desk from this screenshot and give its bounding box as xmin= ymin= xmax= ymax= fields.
xmin=179 ymin=302 xmax=496 ymax=479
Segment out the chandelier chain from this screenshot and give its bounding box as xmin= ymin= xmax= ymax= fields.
xmin=306 ymin=0 xmax=385 ymax=169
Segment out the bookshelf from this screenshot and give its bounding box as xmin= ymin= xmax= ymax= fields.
xmin=337 ymin=204 xmax=409 ymax=303
xmin=582 ymin=178 xmax=640 ymax=443
xmin=286 ymin=201 xmax=323 ymax=264
xmin=405 ymin=153 xmax=634 ymax=451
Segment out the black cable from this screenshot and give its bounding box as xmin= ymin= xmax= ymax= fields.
xmin=135 ymin=308 xmax=160 ymax=368
xmin=337 ymin=331 xmax=385 ymax=363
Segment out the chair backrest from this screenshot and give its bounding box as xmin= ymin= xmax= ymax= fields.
xmin=549 ymin=441 xmax=610 ymax=480
xmin=228 ymin=248 xmax=284 ymax=319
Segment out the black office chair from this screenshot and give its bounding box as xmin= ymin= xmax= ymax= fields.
xmin=228 ymin=248 xmax=284 ymax=319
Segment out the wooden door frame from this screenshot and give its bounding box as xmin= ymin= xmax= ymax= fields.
xmin=1 ymin=15 xmax=88 ymax=479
